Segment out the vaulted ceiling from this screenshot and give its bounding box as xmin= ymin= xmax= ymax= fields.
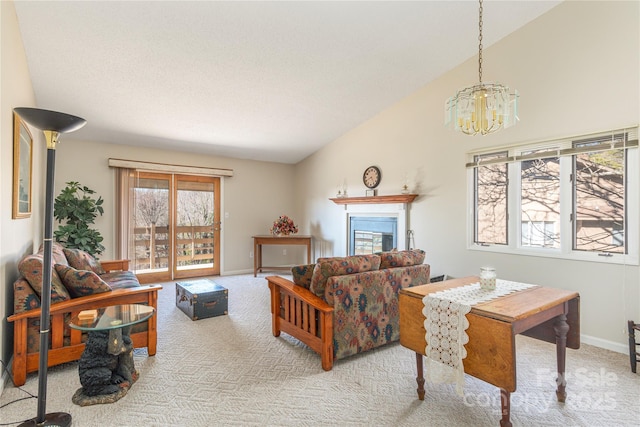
xmin=14 ymin=1 xmax=561 ymax=164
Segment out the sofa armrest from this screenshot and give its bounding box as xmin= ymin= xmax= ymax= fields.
xmin=266 ymin=275 xmax=334 ymax=370
xmin=100 ymin=259 xmax=130 ymax=272
xmin=266 ymin=276 xmax=331 ymax=312
xmin=7 ymin=284 xmax=162 ymax=323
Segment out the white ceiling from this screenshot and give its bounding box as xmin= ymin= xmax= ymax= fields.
xmin=14 ymin=1 xmax=561 ymax=164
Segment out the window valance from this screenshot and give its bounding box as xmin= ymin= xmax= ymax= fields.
xmin=465 ymin=127 xmax=638 ymax=168
xmin=108 ymin=158 xmax=233 ymax=177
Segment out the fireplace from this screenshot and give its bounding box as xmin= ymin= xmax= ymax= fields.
xmin=344 ymin=202 xmax=408 ymax=255
xmin=332 ymin=195 xmax=415 ymax=257
xmin=349 ymin=216 xmax=397 ymax=255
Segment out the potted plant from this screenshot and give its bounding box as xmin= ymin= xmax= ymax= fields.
xmin=53 ymin=181 xmax=105 ymax=256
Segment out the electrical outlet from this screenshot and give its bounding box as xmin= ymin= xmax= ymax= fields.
xmin=283 ymin=249 xmax=287 ymax=256
xmin=249 ymin=251 xmax=253 ymax=258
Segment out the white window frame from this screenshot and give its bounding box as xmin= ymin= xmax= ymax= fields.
xmin=467 ymin=128 xmax=639 ymax=266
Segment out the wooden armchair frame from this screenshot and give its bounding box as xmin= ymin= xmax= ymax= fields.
xmin=267 ymin=276 xmax=334 ymax=370
xmin=8 ymin=260 xmax=161 ymax=386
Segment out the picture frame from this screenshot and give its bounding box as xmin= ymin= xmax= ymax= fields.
xmin=13 ymin=112 xmax=33 ymax=219
xmin=365 ymin=189 xmax=378 ymax=197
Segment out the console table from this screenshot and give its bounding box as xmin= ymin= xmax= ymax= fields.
xmin=399 ymin=276 xmax=580 ymax=427
xmin=252 ymin=235 xmax=312 ymax=277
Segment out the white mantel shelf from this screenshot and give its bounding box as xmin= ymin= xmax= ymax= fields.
xmin=329 ymin=194 xmax=418 ymax=205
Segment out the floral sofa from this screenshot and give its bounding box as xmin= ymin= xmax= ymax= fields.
xmin=266 ymin=249 xmax=430 ymax=370
xmin=8 ymin=242 xmax=161 ymax=386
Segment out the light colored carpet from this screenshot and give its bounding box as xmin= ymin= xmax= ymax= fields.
xmin=1 ymin=274 xmax=638 ymax=426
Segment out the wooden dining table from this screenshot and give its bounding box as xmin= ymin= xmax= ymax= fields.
xmin=399 ymin=276 xmax=580 ymax=427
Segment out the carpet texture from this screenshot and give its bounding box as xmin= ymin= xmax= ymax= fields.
xmin=1 ymin=274 xmax=638 ymax=426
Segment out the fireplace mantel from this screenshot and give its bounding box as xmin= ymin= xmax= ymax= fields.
xmin=329 ymin=194 xmax=418 ymax=205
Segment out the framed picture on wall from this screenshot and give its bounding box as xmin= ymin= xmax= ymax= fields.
xmin=13 ymin=112 xmax=33 ymax=219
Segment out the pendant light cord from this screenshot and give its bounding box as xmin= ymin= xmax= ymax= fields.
xmin=478 ymin=0 xmax=483 ymax=84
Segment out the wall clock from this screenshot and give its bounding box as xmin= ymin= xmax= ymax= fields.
xmin=363 ymin=165 xmax=381 ymax=189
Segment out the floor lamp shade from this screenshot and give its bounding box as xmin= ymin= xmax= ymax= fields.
xmin=13 ymin=108 xmax=86 ymax=427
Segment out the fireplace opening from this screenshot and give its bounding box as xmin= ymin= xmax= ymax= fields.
xmin=349 ymin=216 xmax=397 ymax=255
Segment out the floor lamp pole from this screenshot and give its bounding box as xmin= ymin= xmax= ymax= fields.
xmin=13 ymin=108 xmax=86 ymax=427
xmin=35 ymin=139 xmax=58 ymax=424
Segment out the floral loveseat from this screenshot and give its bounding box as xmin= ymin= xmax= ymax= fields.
xmin=8 ymin=242 xmax=161 ymax=386
xmin=266 ymin=249 xmax=430 ymax=370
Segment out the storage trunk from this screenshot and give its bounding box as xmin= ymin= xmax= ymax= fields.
xmin=176 ymin=279 xmax=228 ymax=321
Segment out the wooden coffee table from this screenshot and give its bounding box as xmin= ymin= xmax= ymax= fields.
xmin=399 ymin=276 xmax=580 ymax=427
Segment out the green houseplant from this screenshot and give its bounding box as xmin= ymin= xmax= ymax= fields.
xmin=53 ymin=181 xmax=105 ymax=256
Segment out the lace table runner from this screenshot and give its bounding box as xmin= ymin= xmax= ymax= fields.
xmin=421 ymin=279 xmax=536 ymax=396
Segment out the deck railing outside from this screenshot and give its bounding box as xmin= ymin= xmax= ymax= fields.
xmin=133 ymin=225 xmax=214 ymax=271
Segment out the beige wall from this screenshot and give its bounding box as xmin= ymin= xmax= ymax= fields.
xmin=54 ymin=140 xmax=301 ymax=274
xmin=0 ymin=0 xmax=42 ymax=389
xmin=295 ymin=1 xmax=640 ymax=352
xmin=0 ymin=0 xmax=301 ymax=388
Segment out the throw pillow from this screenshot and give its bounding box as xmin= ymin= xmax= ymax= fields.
xmin=378 ymin=249 xmax=426 ymax=269
xmin=309 ymin=254 xmax=381 ymax=298
xmin=18 ymin=255 xmax=71 ymax=303
xmin=291 ymin=264 xmax=316 ymax=289
xmin=55 ymin=264 xmax=112 ymax=298
xmin=38 ymin=242 xmax=69 ymax=266
xmin=63 ymin=248 xmax=106 ymax=275
xmin=13 ymin=278 xmax=41 ymax=314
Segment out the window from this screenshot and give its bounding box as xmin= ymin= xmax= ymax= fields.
xmin=467 ymin=128 xmax=638 ymax=264
xmin=474 ymin=152 xmax=508 ymax=245
xmin=573 ymin=137 xmax=626 ymax=253
xmin=521 ymin=155 xmax=560 ymax=249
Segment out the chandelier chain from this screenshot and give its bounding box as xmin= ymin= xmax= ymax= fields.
xmin=478 ymin=0 xmax=483 ymax=84
xmin=444 ymin=0 xmax=519 ymax=135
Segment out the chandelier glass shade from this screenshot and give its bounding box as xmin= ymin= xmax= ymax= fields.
xmin=445 ymin=0 xmax=519 ymax=136
xmin=445 ymin=82 xmax=518 ymax=135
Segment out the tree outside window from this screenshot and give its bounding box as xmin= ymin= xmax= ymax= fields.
xmin=574 ymin=142 xmax=625 ymax=254
xmin=474 ymin=152 xmax=508 ymax=245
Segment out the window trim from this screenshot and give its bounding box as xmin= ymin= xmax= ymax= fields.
xmin=467 ymin=128 xmax=639 ymax=266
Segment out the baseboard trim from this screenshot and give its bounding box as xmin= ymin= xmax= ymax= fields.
xmin=580 ymin=334 xmax=628 ymax=354
xmin=221 ymin=268 xmax=253 ymax=276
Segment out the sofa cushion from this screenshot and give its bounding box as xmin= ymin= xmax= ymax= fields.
xmin=13 ymin=278 xmax=40 ymax=314
xmin=325 ymin=263 xmax=431 ymax=361
xmin=63 ymin=248 xmax=105 ymax=274
xmin=55 ymin=264 xmax=112 ymax=298
xmin=378 ymin=249 xmax=426 ymax=269
xmin=291 ymin=264 xmax=316 ymax=289
xmin=309 ymin=255 xmax=381 ymax=298
xmin=36 ymin=242 xmax=69 ymax=266
xmin=18 ymin=255 xmax=71 ymax=303
xmin=100 ymin=271 xmax=141 ymax=290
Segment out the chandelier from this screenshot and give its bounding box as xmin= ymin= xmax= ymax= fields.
xmin=445 ymin=0 xmax=519 ymax=135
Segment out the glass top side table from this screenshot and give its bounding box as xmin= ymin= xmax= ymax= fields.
xmin=69 ymin=304 xmax=156 ymax=405
xmin=69 ymin=304 xmax=155 ymax=331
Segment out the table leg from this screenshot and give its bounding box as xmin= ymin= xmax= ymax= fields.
xmin=73 ymin=327 xmax=136 ymax=405
xmin=500 ymin=388 xmax=512 ymax=427
xmin=254 ymin=241 xmax=258 ymax=277
xmin=554 ymin=312 xmax=569 ymax=402
xmin=415 ymin=352 xmax=425 ymax=400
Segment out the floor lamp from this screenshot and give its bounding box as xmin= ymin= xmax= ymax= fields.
xmin=13 ymin=108 xmax=86 ymax=427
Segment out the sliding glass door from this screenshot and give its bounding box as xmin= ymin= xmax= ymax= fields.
xmin=174 ymin=175 xmax=220 ymax=278
xmin=129 ymin=172 xmax=220 ymax=282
